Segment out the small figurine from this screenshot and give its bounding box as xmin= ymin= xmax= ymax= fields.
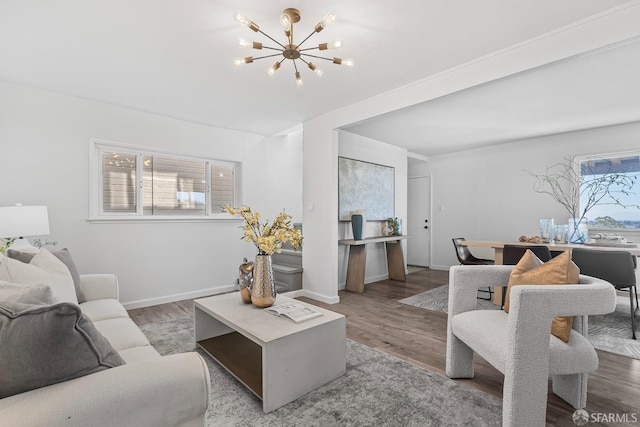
xmin=238 ymin=257 xmax=254 ymax=304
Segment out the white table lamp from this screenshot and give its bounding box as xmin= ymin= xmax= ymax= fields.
xmin=0 ymin=205 xmax=50 ymax=253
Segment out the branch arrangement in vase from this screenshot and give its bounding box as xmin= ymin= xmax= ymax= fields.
xmin=526 ymin=156 xmax=639 ymax=240
xmin=223 ymin=205 xmax=302 ymax=255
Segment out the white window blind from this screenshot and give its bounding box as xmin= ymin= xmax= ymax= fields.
xmin=95 ymin=141 xmax=239 ymax=219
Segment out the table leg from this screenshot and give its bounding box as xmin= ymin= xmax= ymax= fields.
xmin=493 ymin=248 xmax=504 ymax=305
xmin=345 ymin=245 xmax=366 ymax=292
xmin=386 ymin=240 xmax=406 ymax=281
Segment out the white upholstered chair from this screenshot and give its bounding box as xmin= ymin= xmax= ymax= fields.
xmin=446 ymin=265 xmax=616 ymax=427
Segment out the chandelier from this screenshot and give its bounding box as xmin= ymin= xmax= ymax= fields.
xmin=234 ymin=8 xmax=353 ymax=86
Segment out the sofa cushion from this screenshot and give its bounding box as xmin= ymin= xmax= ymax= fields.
xmin=504 ymin=250 xmax=579 ymax=342
xmin=80 ymin=299 xmax=129 ymax=322
xmin=118 ymin=345 xmax=161 ymax=364
xmin=93 ymin=317 xmax=151 ymax=351
xmin=0 ymin=281 xmax=56 ymax=306
xmin=0 ymin=249 xmax=77 ymax=304
xmin=8 ymin=248 xmax=85 ymax=303
xmin=0 ymin=300 xmax=125 ymax=399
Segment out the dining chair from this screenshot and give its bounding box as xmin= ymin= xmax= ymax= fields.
xmin=502 ymin=244 xmax=552 ymax=265
xmin=571 ymin=248 xmax=638 ymax=340
xmin=451 ymin=238 xmax=494 ymax=300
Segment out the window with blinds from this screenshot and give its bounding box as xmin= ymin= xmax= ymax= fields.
xmin=98 ymin=145 xmax=238 ymax=218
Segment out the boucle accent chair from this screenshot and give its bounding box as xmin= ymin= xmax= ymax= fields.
xmin=445 ymin=265 xmax=616 ymax=427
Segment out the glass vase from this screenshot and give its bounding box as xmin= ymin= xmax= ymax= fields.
xmin=568 ymin=217 xmax=588 ymax=244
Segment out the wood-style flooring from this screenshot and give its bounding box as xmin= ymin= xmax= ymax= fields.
xmin=128 ymin=269 xmax=640 ymax=427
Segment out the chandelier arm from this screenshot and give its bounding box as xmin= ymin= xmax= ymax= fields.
xmin=300 ymin=53 xmax=334 ymax=61
xmin=298 ymin=47 xmax=320 ymax=52
xmin=261 ymin=46 xmax=284 ymax=52
xmin=257 ymin=30 xmax=287 ymax=49
xmin=251 ymin=53 xmax=285 ymax=61
xmin=296 ymin=30 xmax=318 ymax=49
xmin=292 ymin=60 xmax=300 ymax=73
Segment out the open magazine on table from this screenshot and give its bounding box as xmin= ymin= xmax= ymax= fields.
xmin=265 ymin=303 xmax=323 ymax=323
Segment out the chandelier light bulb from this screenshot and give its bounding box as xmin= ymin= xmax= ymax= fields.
xmin=307 ymin=62 xmax=324 ymax=77
xmin=295 ymin=72 xmax=303 ymax=86
xmin=315 ymin=13 xmax=335 ymax=32
xmin=234 ymin=56 xmax=253 ymax=66
xmin=234 ymin=11 xmax=250 ymax=27
xmin=234 ymin=10 xmax=259 ymax=32
xmin=239 ymin=38 xmax=262 ymax=50
xmin=342 ymin=58 xmax=354 ymax=67
xmin=321 ymin=13 xmax=336 ymax=27
xmin=280 ymin=13 xmax=291 ymax=28
xmin=267 ymin=61 xmax=281 ymax=76
xmin=319 ymin=41 xmax=342 ymax=50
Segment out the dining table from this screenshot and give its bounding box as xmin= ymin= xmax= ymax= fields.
xmin=461 ymin=240 xmax=640 ymax=304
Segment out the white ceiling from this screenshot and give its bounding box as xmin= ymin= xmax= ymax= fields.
xmin=344 ymin=36 xmax=640 ymax=157
xmin=0 ymin=0 xmax=634 ymax=150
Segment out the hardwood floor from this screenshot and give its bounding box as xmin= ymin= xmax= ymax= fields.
xmin=128 ymin=269 xmax=640 ymax=426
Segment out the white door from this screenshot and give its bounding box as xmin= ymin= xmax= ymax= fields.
xmin=407 ymin=176 xmax=431 ymax=267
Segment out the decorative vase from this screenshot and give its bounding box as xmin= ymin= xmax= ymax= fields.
xmin=568 ymin=217 xmax=588 ymax=244
xmin=238 ymin=257 xmax=253 ymax=304
xmin=351 ymin=214 xmax=363 ymax=241
xmin=251 ymin=254 xmax=276 ymax=308
xmin=392 ymin=218 xmax=402 ymax=236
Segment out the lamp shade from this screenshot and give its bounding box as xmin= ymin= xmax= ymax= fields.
xmin=0 ymin=205 xmax=50 ymax=238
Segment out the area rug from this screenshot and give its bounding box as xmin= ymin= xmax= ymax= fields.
xmin=140 ymin=316 xmax=502 ymax=427
xmin=399 ymin=284 xmax=640 ymax=360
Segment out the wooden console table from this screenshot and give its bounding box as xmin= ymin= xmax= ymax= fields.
xmin=338 ymin=235 xmax=409 ymax=293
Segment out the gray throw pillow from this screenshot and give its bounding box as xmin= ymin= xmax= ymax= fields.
xmin=8 ymin=248 xmax=86 ymax=303
xmin=0 ymin=300 xmax=125 ymax=398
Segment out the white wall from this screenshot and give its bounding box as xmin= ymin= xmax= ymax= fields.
xmin=301 ymin=114 xmax=339 ymax=303
xmin=337 ymin=131 xmax=408 ymax=287
xmin=300 ymin=7 xmax=640 ymax=303
xmin=0 ymin=81 xmax=302 ymax=308
xmin=243 ymin=130 xmax=303 ymax=221
xmin=426 ymin=122 xmax=640 ymax=269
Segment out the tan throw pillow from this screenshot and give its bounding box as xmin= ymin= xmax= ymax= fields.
xmin=503 ymin=250 xmax=579 ymax=342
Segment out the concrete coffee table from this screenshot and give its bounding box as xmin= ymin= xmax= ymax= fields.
xmin=194 ymin=293 xmax=346 ymax=413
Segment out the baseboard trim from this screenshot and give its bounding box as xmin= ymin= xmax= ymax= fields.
xmin=301 ymin=289 xmax=340 ymax=305
xmin=338 ymin=273 xmax=397 ymax=290
xmin=122 ymin=285 xmax=236 ymax=310
xmin=429 ymin=265 xmax=451 ymax=271
xmin=281 ymin=289 xmax=305 ymax=299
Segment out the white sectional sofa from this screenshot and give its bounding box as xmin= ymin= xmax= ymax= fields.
xmin=0 ymin=250 xmax=211 ymax=427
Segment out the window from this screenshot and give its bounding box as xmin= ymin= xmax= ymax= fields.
xmin=579 ymin=153 xmax=640 ymax=229
xmin=93 ymin=140 xmax=239 ymax=220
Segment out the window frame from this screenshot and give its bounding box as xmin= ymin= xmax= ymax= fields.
xmin=575 ymin=150 xmax=640 ymax=233
xmin=89 ymin=138 xmax=241 ymax=222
